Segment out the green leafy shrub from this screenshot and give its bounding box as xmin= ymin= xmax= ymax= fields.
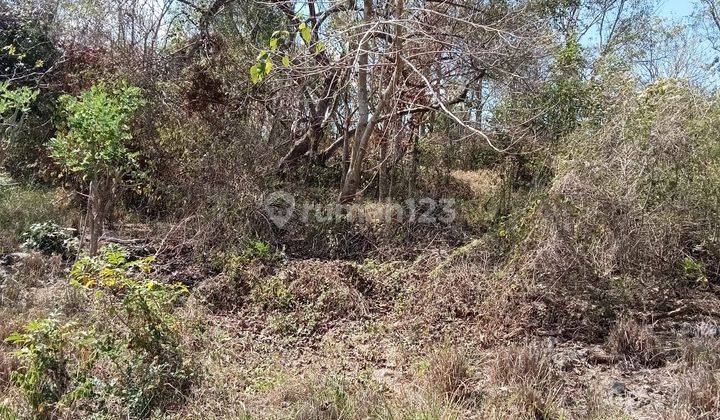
xmin=70 ymin=245 xmax=193 ymax=416
xmin=683 ymin=256 xmax=708 ymax=286
xmin=21 ymin=222 xmax=77 ymax=257
xmin=50 ymin=84 xmax=146 ymax=255
xmin=0 ymin=20 xmax=55 ymax=178
xmin=6 ymin=246 xmax=193 ymax=417
xmin=220 ymin=239 xmax=277 ymax=269
xmin=250 ymin=275 xmax=295 ymax=311
xmin=0 ymin=177 xmax=76 ymax=253
xmin=0 ymin=82 xmax=37 ymax=118
xmin=492 ymin=36 xmax=595 ymax=145
xmin=5 ymin=316 xmax=94 ymax=418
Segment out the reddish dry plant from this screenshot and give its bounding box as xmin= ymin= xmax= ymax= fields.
xmin=666 ymin=338 xmax=720 ymax=419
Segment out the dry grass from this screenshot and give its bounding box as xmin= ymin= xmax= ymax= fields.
xmin=672 ymin=371 xmax=720 ymax=419
xmin=0 ymin=252 xmax=65 ymax=309
xmin=263 ymin=260 xmax=372 ymax=318
xmin=450 ymin=169 xmax=500 ymax=197
xmin=665 ymin=338 xmax=720 ymax=419
xmin=680 ymin=337 xmax=720 ymax=369
xmin=193 ymin=273 xmax=251 ymax=313
xmin=424 ymin=347 xmax=472 ymax=400
xmin=3 ymin=245 xmax=720 ymax=419
xmin=486 ymin=341 xmax=564 ymax=419
xmin=0 ymin=180 xmax=78 ymax=254
xmin=607 ymin=318 xmax=663 ymax=367
xmin=0 ymin=340 xmax=18 ymax=390
xmin=483 ymin=81 xmax=720 ymax=343
xmin=581 ymin=385 xmax=628 ymax=420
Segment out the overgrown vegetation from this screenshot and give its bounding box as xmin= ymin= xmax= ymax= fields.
xmin=21 ymin=222 xmax=77 ymax=257
xmin=3 ymin=246 xmax=192 ymax=418
xmin=50 ymin=84 xmax=145 ymax=255
xmin=2 ymin=0 xmax=720 ymax=417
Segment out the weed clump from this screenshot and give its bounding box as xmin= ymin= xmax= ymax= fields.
xmin=487 ymin=341 xmax=564 ymax=418
xmin=4 ymin=245 xmax=194 ymax=418
xmin=607 ymin=318 xmax=663 ymax=367
xmin=667 ymin=337 xmax=720 ymax=419
xmin=424 ymin=347 xmax=471 ymax=400
xmin=21 ymin=222 xmax=77 ymax=257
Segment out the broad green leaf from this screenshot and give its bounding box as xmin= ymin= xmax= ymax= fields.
xmin=249 ymin=64 xmax=262 ymax=84
xmin=5 ymin=331 xmax=25 ymax=344
xmin=299 ymin=23 xmax=312 ymax=44
xmin=282 ymin=55 xmax=290 ymax=67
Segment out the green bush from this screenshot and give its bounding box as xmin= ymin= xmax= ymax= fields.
xmin=21 ymin=222 xmax=77 ymax=257
xmin=50 ymin=84 xmax=146 ymax=255
xmin=70 ymin=245 xmax=193 ymax=417
xmin=5 ymin=316 xmax=93 ymax=418
xmin=6 ymin=246 xmax=193 ymax=418
xmin=0 ymin=177 xmax=75 ymax=253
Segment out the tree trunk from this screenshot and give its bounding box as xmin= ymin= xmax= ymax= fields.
xmin=340 ymin=0 xmax=405 ymax=203
xmin=86 ymin=176 xmax=117 ymax=256
xmin=339 ymin=0 xmax=372 ymax=203
xmin=378 ymin=133 xmax=389 ymax=201
xmin=341 ymin=127 xmax=350 ymax=185
xmin=278 ymin=70 xmax=344 ymax=172
xmin=88 ymin=180 xmax=101 ymax=256
xmin=408 ymin=125 xmax=419 ymax=196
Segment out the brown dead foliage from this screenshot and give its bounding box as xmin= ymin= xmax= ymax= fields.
xmin=488 ymin=341 xmax=564 ymax=418
xmin=665 ymin=337 xmax=720 ymax=419
xmin=279 ymin=260 xmax=373 ymax=319
xmin=424 ymin=347 xmax=472 ymax=400
xmin=607 ymin=318 xmax=664 ymax=367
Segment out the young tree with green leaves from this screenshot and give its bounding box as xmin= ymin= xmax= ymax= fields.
xmin=0 ymin=81 xmax=38 ymax=167
xmin=50 ymin=84 xmax=145 ymax=255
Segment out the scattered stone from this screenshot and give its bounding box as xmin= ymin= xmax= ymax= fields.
xmin=612 ymin=381 xmax=627 ymax=396
xmin=0 ymin=252 xmax=29 ymax=266
xmin=696 ymin=322 xmax=720 ymax=338
xmin=553 ymin=349 xmax=581 ymax=371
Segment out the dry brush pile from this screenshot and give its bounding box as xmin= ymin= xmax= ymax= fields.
xmin=490 ymin=77 xmax=720 ymax=340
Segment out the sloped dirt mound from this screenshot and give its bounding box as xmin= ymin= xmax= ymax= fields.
xmin=279 ymin=260 xmax=373 ymax=318
xmin=231 ymin=259 xmax=390 ymax=339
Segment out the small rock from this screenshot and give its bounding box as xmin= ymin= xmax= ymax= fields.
xmin=612 ymin=381 xmax=627 ymax=396
xmin=696 ymin=322 xmax=720 ymax=338
xmin=0 ymin=252 xmax=29 ymax=266
xmin=553 ymin=349 xmax=581 ymax=371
